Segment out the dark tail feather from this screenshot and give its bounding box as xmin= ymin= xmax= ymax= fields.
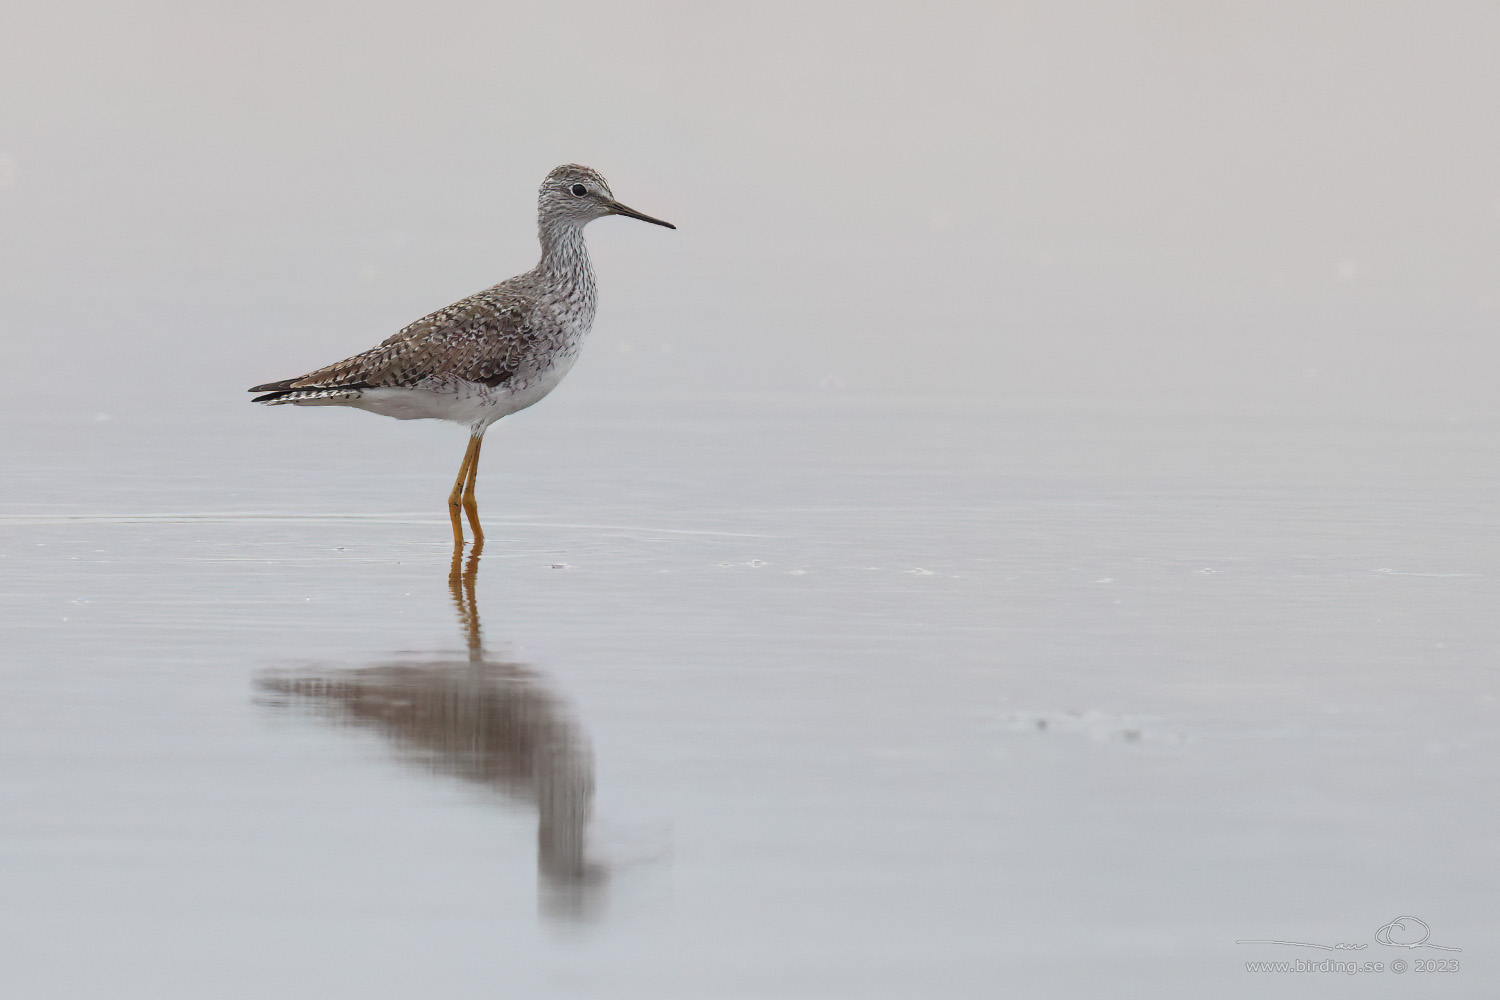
xmin=249 ymin=378 xmax=371 ymax=404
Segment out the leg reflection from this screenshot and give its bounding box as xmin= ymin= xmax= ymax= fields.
xmin=259 ymin=541 xmax=604 ymax=921
xmin=450 ymin=536 xmax=484 ymax=660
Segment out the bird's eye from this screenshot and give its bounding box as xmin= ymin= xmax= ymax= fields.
xmin=570 ymin=183 xmax=588 ymax=197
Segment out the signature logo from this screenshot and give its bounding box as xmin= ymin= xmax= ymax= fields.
xmin=1372 ymin=916 xmax=1460 ymax=952
xmin=1237 ymin=915 xmax=1461 ymax=953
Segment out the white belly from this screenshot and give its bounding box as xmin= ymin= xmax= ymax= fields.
xmin=341 ymin=360 xmax=576 ymax=430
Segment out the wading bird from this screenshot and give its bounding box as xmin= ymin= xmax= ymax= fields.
xmin=249 ymin=164 xmax=674 ymax=546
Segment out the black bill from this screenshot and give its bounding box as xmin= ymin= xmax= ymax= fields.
xmin=606 ymin=200 xmax=676 ymax=229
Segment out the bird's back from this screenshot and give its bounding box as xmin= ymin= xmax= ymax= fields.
xmin=249 ymin=276 xmax=553 ymax=406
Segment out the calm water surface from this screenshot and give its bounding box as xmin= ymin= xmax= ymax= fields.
xmin=6 ymin=2 xmax=1500 ymax=994
xmin=1 ymin=390 xmax=1494 ymax=998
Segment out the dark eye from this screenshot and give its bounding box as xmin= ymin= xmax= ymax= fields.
xmin=570 ymin=183 xmax=587 ymax=197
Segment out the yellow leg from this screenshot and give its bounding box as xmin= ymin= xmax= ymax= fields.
xmin=462 ymin=433 xmax=485 ymax=547
xmin=448 ymin=436 xmax=481 ymax=547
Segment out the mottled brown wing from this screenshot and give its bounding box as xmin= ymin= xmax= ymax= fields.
xmin=251 ymin=286 xmax=538 ymax=394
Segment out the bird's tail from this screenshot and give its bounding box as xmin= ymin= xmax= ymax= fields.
xmin=249 ymin=378 xmax=366 ymax=405
xmin=251 ymin=388 xmax=365 ymax=405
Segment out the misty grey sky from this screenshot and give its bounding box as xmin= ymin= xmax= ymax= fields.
xmin=2 ymin=0 xmax=1497 ymax=411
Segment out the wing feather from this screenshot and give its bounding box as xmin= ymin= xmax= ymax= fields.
xmin=249 ymin=284 xmax=540 ymax=396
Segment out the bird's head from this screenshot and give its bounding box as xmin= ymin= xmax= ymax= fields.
xmin=538 ymin=164 xmax=675 ymax=231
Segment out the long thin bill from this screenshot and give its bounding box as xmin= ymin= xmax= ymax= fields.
xmin=607 ymin=200 xmax=676 ymax=229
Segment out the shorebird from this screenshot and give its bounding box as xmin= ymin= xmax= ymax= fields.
xmin=249 ymin=164 xmax=674 ymax=546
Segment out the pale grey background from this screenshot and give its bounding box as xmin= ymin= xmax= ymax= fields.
xmin=1 ymin=2 xmax=1495 ymax=996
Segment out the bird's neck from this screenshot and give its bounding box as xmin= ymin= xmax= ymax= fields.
xmin=537 ymin=219 xmax=595 ymax=290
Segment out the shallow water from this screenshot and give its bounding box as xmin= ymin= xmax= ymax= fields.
xmin=6 ymin=2 xmax=1500 ymax=993
xmin=2 ymin=390 xmax=1494 ymax=997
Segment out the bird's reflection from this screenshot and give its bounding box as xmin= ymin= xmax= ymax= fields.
xmin=257 ymin=542 xmax=604 ymax=921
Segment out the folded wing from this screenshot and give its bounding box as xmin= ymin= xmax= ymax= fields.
xmin=250 ymin=286 xmax=540 ymax=402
